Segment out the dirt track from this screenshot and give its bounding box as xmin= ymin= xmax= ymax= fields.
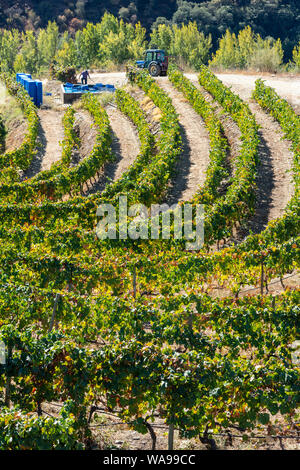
xmin=214 ymin=73 xmax=295 ymax=231
xmin=106 ymin=105 xmax=140 ymax=182
xmin=157 ymin=77 xmax=210 ymax=203
xmin=216 ymin=72 xmax=300 ymax=114
xmin=22 ymin=109 xmax=65 ymax=180
xmin=38 ymin=109 xmax=65 ymax=171
xmin=90 ymin=71 xmax=300 ymax=111
xmin=85 ymin=104 xmax=140 ymax=195
xmin=74 ymin=109 xmax=97 ymax=163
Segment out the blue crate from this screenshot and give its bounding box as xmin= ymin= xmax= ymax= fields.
xmin=16 ymin=73 xmax=43 ymax=107
xmin=35 ymin=81 xmax=43 ymax=107
xmin=16 ymin=73 xmax=31 ymax=84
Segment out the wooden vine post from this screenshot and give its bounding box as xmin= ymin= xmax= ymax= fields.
xmin=5 ymin=346 xmax=12 ymax=408
xmin=168 ymin=423 xmax=175 ymax=451
xmin=27 ymin=230 xmax=32 ymax=252
xmin=260 ymin=256 xmax=265 ymax=296
xmin=133 ymin=265 xmax=137 ymax=299
xmin=49 ymin=293 xmax=61 ymax=333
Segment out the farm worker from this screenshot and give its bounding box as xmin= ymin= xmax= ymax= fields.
xmin=79 ymin=70 xmax=90 ymax=85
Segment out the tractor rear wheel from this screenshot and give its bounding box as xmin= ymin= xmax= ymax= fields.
xmin=148 ymin=62 xmax=161 ymax=77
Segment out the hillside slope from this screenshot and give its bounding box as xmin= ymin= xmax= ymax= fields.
xmin=0 ymin=0 xmax=176 ymax=30
xmin=0 ymin=1 xmax=299 ymax=54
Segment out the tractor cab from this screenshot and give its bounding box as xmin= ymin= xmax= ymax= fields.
xmin=136 ymin=49 xmax=169 ymax=77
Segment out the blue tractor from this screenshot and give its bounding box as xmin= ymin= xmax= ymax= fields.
xmin=136 ymin=49 xmax=169 ymax=77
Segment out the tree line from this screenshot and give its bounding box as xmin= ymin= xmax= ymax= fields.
xmin=0 ymin=1 xmax=300 ymax=58
xmin=1 ymin=13 xmax=300 ymax=74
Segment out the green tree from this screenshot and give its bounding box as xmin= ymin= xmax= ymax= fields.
xmin=99 ymin=29 xmax=129 ymax=64
xmin=249 ymin=38 xmax=283 ymax=72
xmin=0 ymin=30 xmax=20 ymax=72
xmin=17 ymin=31 xmax=39 ymax=74
xmin=37 ymin=21 xmax=60 ymax=69
xmin=98 ymin=12 xmax=119 ymax=39
xmin=292 ymin=41 xmax=300 ymax=68
xmin=151 ymin=22 xmax=212 ymax=69
xmin=210 ymin=26 xmax=284 ymax=72
xmin=13 ymin=54 xmax=27 ymax=73
xmin=237 ymin=25 xmax=256 ymax=68
xmin=150 ymin=24 xmax=173 ymax=53
xmin=128 ymin=22 xmax=147 ymax=59
xmin=56 ymin=39 xmax=78 ymax=68
xmin=171 ymin=22 xmax=212 ymax=69
xmin=210 ymin=29 xmax=238 ymax=69
xmin=79 ymin=22 xmax=102 ymax=66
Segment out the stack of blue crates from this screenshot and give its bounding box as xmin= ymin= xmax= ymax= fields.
xmin=16 ymin=73 xmax=43 ymax=107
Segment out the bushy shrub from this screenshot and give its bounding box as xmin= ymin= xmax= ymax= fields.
xmin=0 ymin=408 xmax=83 ymax=450
xmin=248 ymin=47 xmax=283 ymax=73
xmin=210 ymin=26 xmax=283 ymax=72
xmin=150 ymin=22 xmax=212 ymax=70
xmin=292 ymin=42 xmax=300 ymax=69
xmin=51 ymin=64 xmax=77 ymax=83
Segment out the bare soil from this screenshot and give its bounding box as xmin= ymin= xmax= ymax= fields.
xmin=85 ymin=104 xmax=140 ymax=195
xmin=217 ymin=76 xmax=295 ymax=235
xmin=38 ymin=109 xmax=65 ymax=172
xmin=23 ymin=109 xmax=99 ymax=184
xmin=91 ymin=417 xmax=300 ymax=451
xmin=216 ymin=72 xmax=300 ymax=115
xmin=22 ymin=109 xmax=65 ymax=180
xmin=73 ymin=109 xmax=97 ymax=164
xmin=128 ymin=85 xmax=162 ymax=137
xmin=4 ymin=119 xmax=27 ymax=153
xmin=42 ymin=400 xmax=299 ymax=451
xmin=244 ymin=100 xmax=294 ymax=235
xmin=156 ymin=77 xmax=210 ymax=204
xmin=188 ymin=77 xmax=241 ymax=194
xmin=91 ymin=72 xmax=127 ymax=89
xmin=0 ymin=82 xmax=27 ymax=153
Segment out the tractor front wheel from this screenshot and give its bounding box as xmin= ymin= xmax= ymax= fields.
xmin=148 ymin=62 xmax=161 ymax=77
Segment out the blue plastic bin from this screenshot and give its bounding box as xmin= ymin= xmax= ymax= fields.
xmin=16 ymin=73 xmax=43 ymax=107
xmin=35 ymin=81 xmax=43 ymax=107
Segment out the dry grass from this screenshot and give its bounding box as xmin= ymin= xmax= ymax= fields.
xmin=141 ymin=96 xmax=153 ymax=108
xmin=139 ymin=95 xmax=162 ymax=121
xmin=0 ymin=82 xmax=24 ymax=125
xmin=152 ymin=108 xmax=162 ymax=122
xmin=42 ymin=95 xmax=65 ymax=112
xmin=98 ymin=91 xmax=116 ymax=107
xmin=71 ymin=91 xmax=116 ymax=109
xmin=91 ymin=61 xmax=127 ymax=73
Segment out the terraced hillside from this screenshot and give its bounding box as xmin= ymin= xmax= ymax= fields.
xmin=0 ymin=68 xmax=298 ymax=451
